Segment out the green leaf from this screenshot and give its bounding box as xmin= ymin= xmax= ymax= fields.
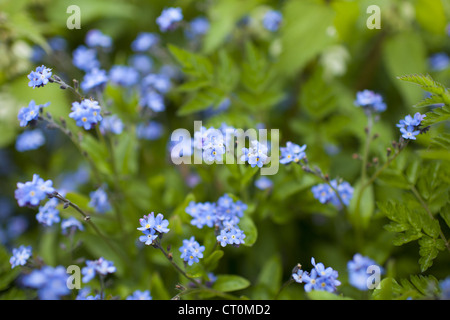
xmin=413 ymin=95 xmax=445 ymax=108
xmin=212 ymin=275 xmax=251 ymax=292
xmin=422 ymin=105 xmax=450 ymax=126
xmin=113 ymin=132 xmax=138 ymax=176
xmin=415 ymin=0 xmax=447 ymax=35
xmin=79 ymin=134 xmax=111 ymax=175
xmin=256 ymin=254 xmax=282 ymax=294
xmin=204 ymin=250 xmax=224 ymax=271
xmin=150 ymin=272 xmax=171 ymax=300
xmin=239 ymin=215 xmax=258 ymax=247
xmin=376 ymin=169 xmax=411 ymax=189
xmin=418 ymin=236 xmax=445 ymax=272
xmin=349 ymin=181 xmax=374 ymax=229
xmin=176 ymin=87 xmax=225 ymax=116
xmin=168 ymin=44 xmax=213 ymax=80
xmin=307 ymin=290 xmax=353 ymax=300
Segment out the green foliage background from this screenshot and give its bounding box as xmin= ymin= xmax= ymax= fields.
xmin=0 ymin=0 xmax=449 ymax=300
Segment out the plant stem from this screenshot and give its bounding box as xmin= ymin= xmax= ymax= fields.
xmin=154 ymin=240 xmax=240 ymax=300
xmin=274 ymin=279 xmax=294 ymax=300
xmin=410 ymin=185 xmax=450 ymax=254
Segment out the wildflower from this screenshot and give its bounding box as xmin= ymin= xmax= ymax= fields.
xmin=241 ymin=140 xmax=269 ymax=168
xmin=179 ymin=236 xmax=205 ymax=266
xmin=15 ymin=129 xmax=45 ymax=152
xmin=186 ymin=17 xmax=210 ymax=38
xmin=129 ymin=54 xmax=153 ymax=74
xmin=88 ymin=187 xmax=111 ymax=213
xmin=136 ymin=121 xmax=164 ymax=140
xmin=311 ymin=179 xmax=353 ymax=208
xmin=280 ymin=142 xmax=306 ymax=165
xmin=72 ymin=45 xmax=100 ymax=71
xmin=298 ymin=258 xmax=341 ymax=293
xmin=109 ymin=65 xmax=139 ymax=87
xmin=140 ymin=90 xmax=165 ymax=112
xmin=429 ymin=52 xmax=449 ymax=71
xmin=82 ymin=257 xmax=116 ymax=283
xmin=17 ymin=100 xmax=50 ymax=127
xmin=142 ymin=73 xmax=172 ymax=94
xmin=216 ymin=225 xmax=246 ymax=247
xmin=262 ymin=10 xmax=283 ymax=32
xmin=156 ymin=7 xmax=183 ymax=32
xmin=292 ymin=269 xmax=306 ymax=284
xmin=22 ymin=265 xmax=70 ymax=300
xmin=27 ymin=65 xmax=52 ymax=88
xmin=80 ymin=68 xmax=108 ymax=92
xmin=439 ymin=277 xmax=450 ymax=300
xmin=85 ymin=29 xmax=112 ymax=49
xmin=254 ymin=176 xmax=273 ymax=190
xmin=354 ymin=90 xmax=386 ymax=113
xmin=15 ymin=174 xmax=55 ymax=207
xmin=396 ymin=112 xmax=426 ymax=140
xmin=99 ymin=114 xmax=124 ymax=135
xmin=10 ymin=245 xmax=32 ymax=268
xmin=76 ymin=287 xmax=102 ymax=300
xmin=69 ymin=99 xmax=103 ymax=130
xmin=61 ymin=217 xmax=84 ymax=235
xmin=347 ymin=253 xmax=383 ymax=291
xmin=126 ymin=290 xmax=152 ymax=300
xmin=36 ymin=198 xmax=60 ymax=226
xmin=137 ymin=212 xmax=170 ymax=245
xmin=131 ymin=32 xmax=159 ymax=52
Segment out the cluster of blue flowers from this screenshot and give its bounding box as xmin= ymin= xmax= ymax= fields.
xmin=185 ymin=194 xmax=247 ymax=248
xmin=15 ymin=174 xmax=54 ymax=207
xmin=137 ymin=212 xmax=170 ymax=245
xmin=17 ymin=100 xmax=50 ymax=127
xmin=311 ymin=179 xmax=354 ymax=208
xmin=396 ymin=112 xmax=427 ymax=140
xmin=354 ymin=89 xmax=387 ymax=113
xmin=69 ymin=99 xmax=103 ymax=130
xmin=9 ymin=245 xmax=32 ymax=268
xmin=241 ymin=140 xmax=270 ymax=168
xmin=27 ymin=65 xmax=52 ymax=88
xmin=22 ymin=265 xmax=70 ymax=300
xmin=347 ymin=253 xmax=384 ymax=291
xmin=179 ymin=236 xmax=205 ymax=266
xmin=280 ymin=141 xmax=307 ymax=165
xmin=156 ymin=7 xmax=183 ymax=32
xmin=36 ymin=197 xmax=60 ymax=226
xmin=82 ymin=257 xmax=117 ymax=283
xmin=292 ymin=258 xmax=341 ymax=293
xmin=88 ymin=187 xmax=112 ymax=214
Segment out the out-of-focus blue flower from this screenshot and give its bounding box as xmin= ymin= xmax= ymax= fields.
xmin=280 ymin=142 xmax=306 ymax=165
xmin=82 ymin=257 xmax=116 ymax=283
xmin=186 ymin=17 xmax=210 ymax=38
xmin=126 ymin=290 xmax=152 ymax=300
xmin=15 ymin=129 xmax=45 ymax=152
xmin=156 ymin=7 xmax=183 ymax=32
xmin=17 ymin=100 xmax=50 ymax=127
xmin=109 ymin=65 xmax=139 ymax=87
xmin=263 ymin=10 xmax=283 ymax=32
xmin=85 ymin=29 xmax=112 ymax=49
xmin=429 ymin=52 xmax=450 ymax=71
xmin=10 ymin=245 xmax=32 ymax=268
xmin=179 ymin=236 xmax=205 ymax=266
xmin=15 ymin=174 xmax=55 ymax=207
xmin=347 ymin=253 xmax=384 ymax=291
xmin=254 ymin=176 xmax=273 ymax=190
xmin=27 ymin=65 xmax=52 ymax=88
xmin=48 ymin=36 xmax=67 ymax=52
xmin=22 ymin=265 xmax=70 ymax=300
xmin=61 ymin=217 xmax=84 ymax=235
xmin=72 ymin=45 xmax=100 ymax=71
xmin=36 ymin=198 xmax=60 ymax=226
xmin=142 ymin=73 xmax=172 ymax=94
xmin=88 ymin=187 xmax=111 ymax=213
xmin=131 ymin=32 xmax=159 ymax=52
xmin=99 ymin=114 xmax=124 ymax=135
xmin=80 ymin=68 xmax=108 ymax=92
xmin=354 ymin=90 xmax=386 ymax=113
xmin=140 ymin=90 xmax=165 ymax=112
xmin=69 ymin=99 xmax=103 ymax=130
xmin=129 ymin=54 xmax=153 ymax=74
xmin=439 ymin=277 xmax=450 ymax=300
xmin=136 ymin=121 xmax=164 ymax=140
xmin=76 ymin=287 xmax=102 ymax=300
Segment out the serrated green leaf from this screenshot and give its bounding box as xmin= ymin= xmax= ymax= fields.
xmin=168 ymin=44 xmax=213 ymax=80
xmin=418 ymin=236 xmax=445 ymax=272
xmin=414 ymin=95 xmax=445 ymax=108
xmin=177 ymin=87 xmax=225 ymax=116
